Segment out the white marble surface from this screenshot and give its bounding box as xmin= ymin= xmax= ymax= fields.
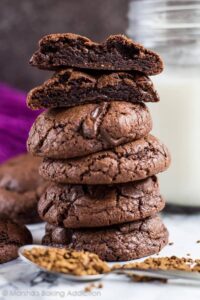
xmin=1 ymin=214 xmax=200 ymax=300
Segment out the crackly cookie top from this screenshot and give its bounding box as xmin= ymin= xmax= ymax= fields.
xmin=39 ymin=135 xmax=171 ymax=185
xmin=38 ymin=176 xmax=165 ymax=228
xmin=27 ymin=101 xmax=152 ymax=159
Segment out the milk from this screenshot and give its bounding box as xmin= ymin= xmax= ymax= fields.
xmin=149 ymin=69 xmax=200 ymax=206
xmin=127 ymin=0 xmax=200 ymax=207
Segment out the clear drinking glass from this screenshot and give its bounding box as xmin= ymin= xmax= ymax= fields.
xmin=127 ymin=0 xmax=200 ymax=208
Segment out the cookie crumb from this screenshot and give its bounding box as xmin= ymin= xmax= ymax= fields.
xmin=196 ymin=240 xmax=200 ymax=243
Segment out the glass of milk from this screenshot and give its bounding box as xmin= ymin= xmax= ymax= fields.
xmin=127 ymin=0 xmax=200 ymax=208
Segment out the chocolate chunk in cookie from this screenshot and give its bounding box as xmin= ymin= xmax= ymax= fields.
xmin=42 ymin=215 xmax=168 ymax=261
xmin=30 ymin=33 xmax=163 ymax=75
xmin=27 ymin=69 xmax=159 ymax=109
xmin=27 ymin=101 xmax=152 ymax=159
xmin=39 ymin=135 xmax=171 ymax=185
xmin=0 ymin=217 xmax=32 ymax=263
xmin=0 ymin=154 xmax=48 ymax=224
xmin=38 ymin=176 xmax=165 ymax=228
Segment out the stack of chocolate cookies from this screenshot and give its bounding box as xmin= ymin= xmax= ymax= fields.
xmin=27 ymin=33 xmax=171 ymax=261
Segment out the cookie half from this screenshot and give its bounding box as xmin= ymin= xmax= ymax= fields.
xmin=0 ymin=218 xmax=32 ymax=263
xmin=27 ymin=101 xmax=152 ymax=159
xmin=42 ymin=215 xmax=168 ymax=261
xmin=38 ymin=176 xmax=165 ymax=228
xmin=39 ymin=135 xmax=171 ymax=185
xmin=0 ymin=154 xmax=47 ymax=224
xmin=30 ymin=33 xmax=163 ymax=75
xmin=27 ymin=69 xmax=159 ymax=109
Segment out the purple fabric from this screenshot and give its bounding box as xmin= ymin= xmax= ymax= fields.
xmin=0 ymin=83 xmax=40 ymax=163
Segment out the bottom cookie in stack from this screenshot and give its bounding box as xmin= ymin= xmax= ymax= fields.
xmin=39 ymin=176 xmax=168 ymax=261
xmin=42 ymin=215 xmax=168 ymax=262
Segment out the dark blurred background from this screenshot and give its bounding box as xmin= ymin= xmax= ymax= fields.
xmin=0 ymin=0 xmax=129 ymax=91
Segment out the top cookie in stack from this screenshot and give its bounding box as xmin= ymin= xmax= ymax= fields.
xmin=27 ymin=33 xmax=170 ymax=262
xmin=27 ymin=34 xmax=162 ymax=110
xmin=30 ymin=34 xmax=163 ymax=72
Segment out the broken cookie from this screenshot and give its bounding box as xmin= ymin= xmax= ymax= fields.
xmin=30 ymin=33 xmax=163 ymax=75
xmin=27 ymin=69 xmax=159 ymax=109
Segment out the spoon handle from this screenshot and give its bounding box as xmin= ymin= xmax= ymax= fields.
xmin=113 ymin=268 xmax=200 ymax=282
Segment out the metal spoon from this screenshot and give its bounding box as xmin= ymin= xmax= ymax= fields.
xmin=18 ymin=245 xmax=200 ymax=283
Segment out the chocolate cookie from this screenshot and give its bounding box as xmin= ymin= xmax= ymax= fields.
xmin=27 ymin=101 xmax=152 ymax=159
xmin=39 ymin=135 xmax=171 ymax=184
xmin=30 ymin=33 xmax=163 ymax=75
xmin=42 ymin=215 xmax=168 ymax=261
xmin=0 ymin=217 xmax=32 ymax=264
xmin=38 ymin=176 xmax=165 ymax=228
xmin=0 ymin=154 xmax=47 ymax=224
xmin=27 ymin=69 xmax=159 ymax=109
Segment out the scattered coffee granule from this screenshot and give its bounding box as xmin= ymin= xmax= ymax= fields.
xmin=196 ymin=240 xmax=200 ymax=243
xmin=84 ymin=282 xmax=104 ymax=292
xmin=168 ymin=242 xmax=174 ymax=246
xmin=84 ymin=283 xmax=95 ymax=292
xmin=23 ymin=247 xmax=110 ymax=276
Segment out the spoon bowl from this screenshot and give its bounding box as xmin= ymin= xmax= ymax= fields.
xmin=18 ymin=244 xmax=105 ymax=282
